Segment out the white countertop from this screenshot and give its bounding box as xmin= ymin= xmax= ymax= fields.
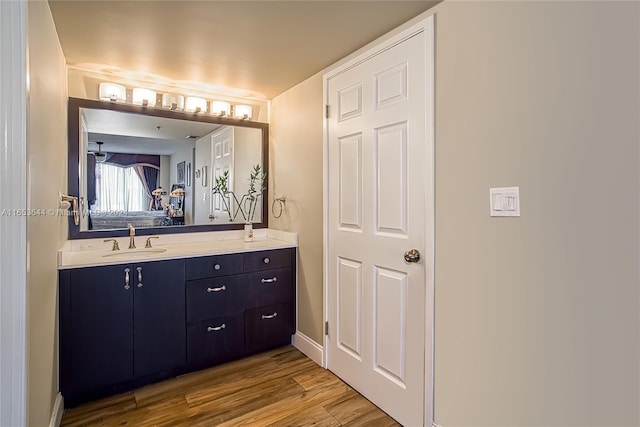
xmin=58 ymin=228 xmax=298 ymax=270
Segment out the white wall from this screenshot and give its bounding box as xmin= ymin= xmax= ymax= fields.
xmin=272 ymin=1 xmax=640 ymax=424
xmin=193 ymin=134 xmax=213 ymax=224
xmin=159 ymin=155 xmax=171 ymax=195
xmin=169 ymin=143 xmax=194 ymax=224
xmin=26 ymin=1 xmax=68 ymax=425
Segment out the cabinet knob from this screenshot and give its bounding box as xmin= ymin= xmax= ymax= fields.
xmin=263 ymin=257 xmax=270 ymax=264
xmin=214 ymin=264 xmax=221 ymax=271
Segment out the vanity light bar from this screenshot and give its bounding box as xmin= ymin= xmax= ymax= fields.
xmin=98 ymin=82 xmax=253 ymax=119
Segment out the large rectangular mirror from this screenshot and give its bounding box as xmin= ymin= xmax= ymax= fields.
xmin=68 ymin=97 xmax=269 ymax=239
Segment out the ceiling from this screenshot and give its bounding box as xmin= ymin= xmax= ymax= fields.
xmin=83 ymin=107 xmax=225 ymax=155
xmin=48 ymin=0 xmax=440 ymax=100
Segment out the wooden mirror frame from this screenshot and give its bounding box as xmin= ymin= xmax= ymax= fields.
xmin=67 ymin=97 xmax=269 ymax=239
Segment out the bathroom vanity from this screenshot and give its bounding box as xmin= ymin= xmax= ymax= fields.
xmin=58 ymin=231 xmax=296 ymax=407
xmin=58 ymin=97 xmax=295 ymax=407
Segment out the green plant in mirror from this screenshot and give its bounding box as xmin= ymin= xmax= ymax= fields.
xmin=212 ymin=165 xmax=267 ymax=223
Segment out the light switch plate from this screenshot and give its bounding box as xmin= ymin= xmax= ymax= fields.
xmin=490 ymin=186 xmax=520 ymax=217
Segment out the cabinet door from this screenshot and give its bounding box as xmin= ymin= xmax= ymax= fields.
xmin=61 ymin=264 xmax=134 ymax=398
xmin=133 ymin=259 xmax=186 ymax=378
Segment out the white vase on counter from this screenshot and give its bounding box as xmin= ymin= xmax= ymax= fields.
xmin=244 ymin=222 xmax=254 ymax=242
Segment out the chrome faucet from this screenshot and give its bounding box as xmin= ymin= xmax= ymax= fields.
xmin=127 ymin=223 xmax=136 ymax=249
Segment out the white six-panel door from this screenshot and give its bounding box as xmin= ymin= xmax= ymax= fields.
xmin=325 ymin=17 xmax=433 ymax=427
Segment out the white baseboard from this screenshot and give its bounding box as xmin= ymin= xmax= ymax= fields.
xmin=49 ymin=393 xmax=63 ymax=427
xmin=291 ymin=331 xmax=323 ymax=366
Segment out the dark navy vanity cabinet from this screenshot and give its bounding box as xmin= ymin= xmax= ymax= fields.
xmin=59 ymin=247 xmax=296 ymax=407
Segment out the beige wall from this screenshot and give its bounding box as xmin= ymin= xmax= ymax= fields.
xmin=433 ymin=1 xmax=639 ymax=425
xmin=270 ymin=74 xmax=325 ymax=343
xmin=272 ymin=1 xmax=639 ymax=424
xmin=26 ymin=1 xmax=68 ymax=425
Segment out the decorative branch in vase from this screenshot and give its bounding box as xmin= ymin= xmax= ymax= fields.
xmin=212 ymin=165 xmax=267 ymax=241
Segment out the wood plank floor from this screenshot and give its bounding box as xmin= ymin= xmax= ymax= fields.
xmin=60 ymin=346 xmax=401 ymax=427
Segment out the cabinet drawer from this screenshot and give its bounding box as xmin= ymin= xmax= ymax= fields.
xmin=187 ymin=314 xmax=244 ymax=370
xmin=186 ymin=275 xmax=247 ymax=322
xmin=243 ymin=249 xmax=292 ymax=272
xmin=186 ymin=254 xmax=243 ymax=280
xmin=244 ymin=303 xmax=292 ymax=353
xmin=246 ymin=268 xmax=292 ymax=309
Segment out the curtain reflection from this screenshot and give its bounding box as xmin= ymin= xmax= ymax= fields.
xmin=94 ymin=163 xmax=150 ymax=212
xmin=134 ymin=165 xmax=159 ymax=210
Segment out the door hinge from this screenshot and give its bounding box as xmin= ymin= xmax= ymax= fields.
xmin=325 ymin=105 xmax=329 ymax=119
xmin=325 ymin=321 xmax=329 ymax=336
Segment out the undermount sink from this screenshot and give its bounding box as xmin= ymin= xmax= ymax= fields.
xmin=102 ymin=248 xmax=167 ymax=258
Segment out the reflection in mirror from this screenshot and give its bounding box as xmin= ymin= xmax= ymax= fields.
xmin=68 ymin=98 xmax=268 ymax=239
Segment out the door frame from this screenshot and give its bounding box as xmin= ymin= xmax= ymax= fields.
xmin=322 ymin=14 xmax=435 ymax=427
xmin=0 ymin=0 xmax=28 ymax=425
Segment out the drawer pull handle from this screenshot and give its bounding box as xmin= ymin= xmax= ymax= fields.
xmin=261 ymin=277 xmax=278 ymax=284
xmin=207 ymin=324 xmax=226 ymax=332
xmin=137 ymin=267 xmax=143 ymax=288
xmin=124 ymin=268 xmax=130 ymax=290
xmin=207 ymin=285 xmax=227 ymax=293
xmin=214 ymin=264 xmax=221 ymax=271
xmin=261 ymin=312 xmax=278 ymax=320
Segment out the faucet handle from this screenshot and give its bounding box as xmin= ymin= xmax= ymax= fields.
xmin=104 ymin=239 xmax=120 ymax=251
xmin=145 ymin=236 xmax=159 ymax=248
